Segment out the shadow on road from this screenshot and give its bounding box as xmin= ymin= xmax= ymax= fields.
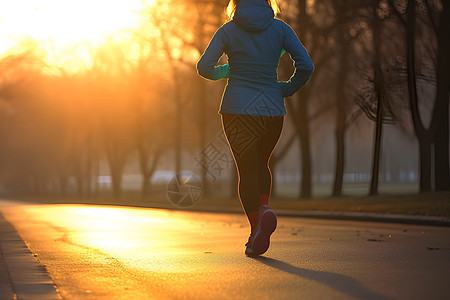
xmin=250 ymin=256 xmax=393 ymax=300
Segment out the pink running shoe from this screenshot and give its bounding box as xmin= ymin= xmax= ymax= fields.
xmin=245 ymin=205 xmax=277 ymax=256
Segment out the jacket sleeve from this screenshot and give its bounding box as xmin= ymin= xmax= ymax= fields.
xmin=278 ymin=24 xmax=314 ymax=97
xmin=197 ymin=27 xmax=229 ymax=81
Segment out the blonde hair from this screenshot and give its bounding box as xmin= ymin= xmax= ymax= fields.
xmin=226 ymin=0 xmax=280 ymax=19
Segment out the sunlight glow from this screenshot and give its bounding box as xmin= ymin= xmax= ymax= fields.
xmin=1 ymin=203 xmax=249 ymax=279
xmin=14 ymin=204 xmax=195 ymax=268
xmin=0 ymin=0 xmax=154 ymax=71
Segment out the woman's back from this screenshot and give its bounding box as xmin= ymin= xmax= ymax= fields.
xmin=223 ymin=19 xmax=285 ymax=87
xmin=197 ymin=0 xmax=313 ymax=117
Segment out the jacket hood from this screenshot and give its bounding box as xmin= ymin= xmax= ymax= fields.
xmin=233 ymin=0 xmax=274 ymax=32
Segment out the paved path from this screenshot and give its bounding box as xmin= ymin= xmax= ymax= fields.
xmin=1 ymin=201 xmax=450 ymax=299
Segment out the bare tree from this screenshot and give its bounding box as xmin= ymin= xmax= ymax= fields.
xmin=388 ymin=0 xmax=449 ymax=192
xmin=429 ymin=0 xmax=450 ymax=190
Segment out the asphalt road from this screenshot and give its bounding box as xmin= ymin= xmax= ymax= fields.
xmin=1 ymin=201 xmax=450 ymax=300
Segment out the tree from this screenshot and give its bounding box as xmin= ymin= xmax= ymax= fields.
xmin=430 ymin=0 xmax=450 ymax=190
xmin=332 ymin=0 xmax=352 ymax=196
xmin=368 ymin=1 xmax=391 ymax=195
xmin=389 ymin=0 xmax=449 ymax=192
xmin=283 ymin=0 xmax=334 ymax=198
xmin=130 ymin=62 xmax=166 ymax=197
xmin=91 ymin=44 xmax=136 ymax=197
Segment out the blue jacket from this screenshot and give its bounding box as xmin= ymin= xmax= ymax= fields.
xmin=197 ymin=0 xmax=314 ymax=116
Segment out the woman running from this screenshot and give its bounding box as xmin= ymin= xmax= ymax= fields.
xmin=197 ymin=0 xmax=313 ymax=256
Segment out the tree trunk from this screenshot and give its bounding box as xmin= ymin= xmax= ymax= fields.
xmin=85 ymin=131 xmax=94 ymax=197
xmin=332 ymin=1 xmax=348 ymax=197
xmin=333 ymin=127 xmax=345 ymax=196
xmin=142 ymin=150 xmax=161 ymax=197
xmin=105 ymin=142 xmax=126 ymax=197
xmin=369 ymin=7 xmax=385 ymax=196
xmin=111 ymin=170 xmax=123 ymax=197
xmin=298 ymin=93 xmax=312 ymax=198
xmin=136 ymin=104 xmax=162 ymax=198
xmin=138 ymin=144 xmax=149 ymax=196
xmin=419 ymin=139 xmax=433 ymax=192
xmin=433 ymin=1 xmax=450 ymax=191
xmin=141 ymin=167 xmax=157 ymax=197
xmin=369 ymin=87 xmax=384 ymax=195
xmin=293 ymin=0 xmax=312 ymax=199
xmin=406 ymin=0 xmax=433 ymax=192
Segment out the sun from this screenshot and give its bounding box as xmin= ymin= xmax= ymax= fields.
xmin=0 ymin=0 xmax=154 ymax=72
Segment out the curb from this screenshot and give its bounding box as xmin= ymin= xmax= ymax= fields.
xmin=135 ymin=203 xmax=450 ymax=227
xmin=274 ymin=210 xmax=450 ymax=227
xmin=0 ymin=212 xmax=61 ymax=300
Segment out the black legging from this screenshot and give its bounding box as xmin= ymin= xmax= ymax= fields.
xmin=222 ymin=113 xmax=284 ymax=213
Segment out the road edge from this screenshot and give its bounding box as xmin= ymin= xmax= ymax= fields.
xmin=0 ymin=211 xmax=61 ymax=300
xmin=96 ymin=202 xmax=450 ymax=227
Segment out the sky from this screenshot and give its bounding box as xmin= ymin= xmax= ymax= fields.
xmin=0 ymin=0 xmax=150 ymax=71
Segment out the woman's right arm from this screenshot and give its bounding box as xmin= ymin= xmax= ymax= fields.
xmin=197 ymin=27 xmax=229 ymax=81
xmin=278 ymin=23 xmax=314 ymax=97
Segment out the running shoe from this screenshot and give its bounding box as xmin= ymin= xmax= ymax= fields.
xmin=245 ymin=234 xmax=255 ymax=256
xmin=246 ymin=205 xmax=277 ymax=256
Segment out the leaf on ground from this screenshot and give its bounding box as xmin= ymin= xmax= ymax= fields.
xmin=425 ymin=247 xmax=450 ymax=251
xmin=367 ymin=239 xmax=382 ymax=242
xmin=426 ymin=247 xmax=440 ymax=250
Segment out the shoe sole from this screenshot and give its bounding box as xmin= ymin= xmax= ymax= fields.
xmin=251 ymin=209 xmax=277 ymax=255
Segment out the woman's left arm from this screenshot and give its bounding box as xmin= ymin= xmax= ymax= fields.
xmin=197 ymin=28 xmax=229 ymax=81
xmin=278 ymin=24 xmax=314 ymax=97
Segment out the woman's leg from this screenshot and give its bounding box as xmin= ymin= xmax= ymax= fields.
xmin=222 ymin=114 xmax=260 ymax=232
xmin=222 ymin=114 xmax=284 ymax=234
xmin=257 ymin=116 xmax=284 ymax=205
